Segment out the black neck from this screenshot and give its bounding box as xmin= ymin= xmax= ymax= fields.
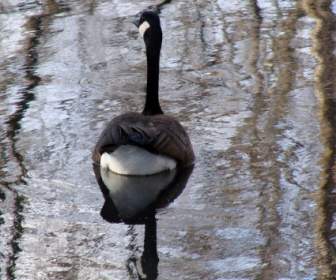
xmin=142 ymin=37 xmax=163 ymax=115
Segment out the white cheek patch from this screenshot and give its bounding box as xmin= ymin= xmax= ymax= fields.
xmin=139 ymin=21 xmax=150 ymax=38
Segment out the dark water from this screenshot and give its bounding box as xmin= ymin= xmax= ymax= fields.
xmin=1 ymin=0 xmax=336 ymax=279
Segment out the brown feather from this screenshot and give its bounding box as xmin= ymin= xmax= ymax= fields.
xmin=92 ymin=112 xmax=195 ymax=167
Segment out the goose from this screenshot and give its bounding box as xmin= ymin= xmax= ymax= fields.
xmin=92 ymin=10 xmax=194 ymax=176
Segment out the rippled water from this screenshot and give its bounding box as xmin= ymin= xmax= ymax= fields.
xmin=1 ymin=0 xmax=336 ymax=279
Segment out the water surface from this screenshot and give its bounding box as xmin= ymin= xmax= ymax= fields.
xmin=1 ymin=0 xmax=336 ymax=279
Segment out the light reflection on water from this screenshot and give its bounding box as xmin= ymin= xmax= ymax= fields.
xmin=0 ymin=0 xmax=335 ymax=279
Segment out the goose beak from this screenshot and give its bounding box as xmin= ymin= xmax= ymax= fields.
xmin=132 ymin=14 xmax=140 ymax=27
xmin=132 ymin=18 xmax=140 ymax=28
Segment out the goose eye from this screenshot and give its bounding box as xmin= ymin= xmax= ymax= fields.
xmin=139 ymin=21 xmax=150 ymax=38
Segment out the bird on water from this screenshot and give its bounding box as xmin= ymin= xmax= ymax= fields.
xmin=92 ymin=10 xmax=194 ymax=176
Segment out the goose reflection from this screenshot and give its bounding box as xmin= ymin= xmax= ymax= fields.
xmin=93 ymin=164 xmax=193 ymax=279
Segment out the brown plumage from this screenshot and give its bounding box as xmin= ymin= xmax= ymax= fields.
xmin=92 ymin=113 xmax=195 ymax=167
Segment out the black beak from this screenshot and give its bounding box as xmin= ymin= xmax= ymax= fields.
xmin=132 ymin=18 xmax=140 ymax=27
xmin=132 ymin=13 xmax=141 ymax=27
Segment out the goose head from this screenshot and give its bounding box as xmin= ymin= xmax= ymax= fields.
xmin=133 ymin=10 xmax=162 ymax=54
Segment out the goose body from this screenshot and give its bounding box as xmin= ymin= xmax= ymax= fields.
xmin=92 ymin=11 xmax=194 ymax=175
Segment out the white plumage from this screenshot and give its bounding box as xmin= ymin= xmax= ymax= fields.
xmin=100 ymin=145 xmax=177 ymax=175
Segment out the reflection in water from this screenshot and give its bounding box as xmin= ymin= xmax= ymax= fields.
xmin=1 ymin=11 xmax=43 ymax=279
xmin=1 ymin=1 xmax=74 ymax=276
xmin=303 ymin=0 xmax=336 ymax=277
xmin=93 ymin=164 xmax=193 ymax=279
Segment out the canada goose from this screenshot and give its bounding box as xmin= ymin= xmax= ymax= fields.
xmin=92 ymin=10 xmax=194 ymax=175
